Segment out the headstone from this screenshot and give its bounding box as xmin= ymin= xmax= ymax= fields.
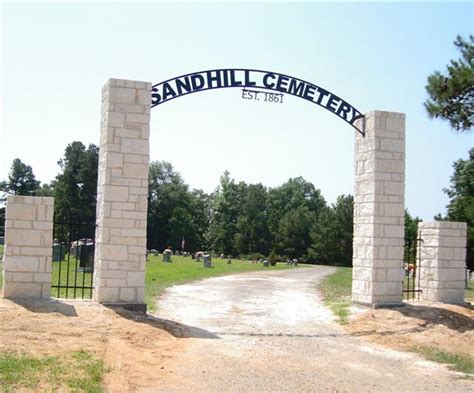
xmin=70 ymin=241 xmax=79 ymax=258
xmin=263 ymin=260 xmax=269 ymax=267
xmin=78 ymin=243 xmax=95 ymax=272
xmin=163 ymin=249 xmax=172 ymax=262
xmin=52 ymin=243 xmax=66 ymax=262
xmin=203 ymin=254 xmax=213 ymax=268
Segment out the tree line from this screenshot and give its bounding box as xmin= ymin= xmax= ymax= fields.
xmin=0 ymin=141 xmax=354 ymax=264
xmin=1 ymin=143 xmax=472 ymax=269
xmin=145 ymin=162 xmax=355 ymax=264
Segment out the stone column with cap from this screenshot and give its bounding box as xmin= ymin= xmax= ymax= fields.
xmin=93 ymin=78 xmax=151 ymax=312
xmin=352 ymin=111 xmax=406 ymax=307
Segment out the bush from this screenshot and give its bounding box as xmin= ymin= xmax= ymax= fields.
xmin=268 ymin=250 xmax=278 ymax=266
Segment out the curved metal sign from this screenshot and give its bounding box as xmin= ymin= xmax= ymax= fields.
xmin=152 ymin=68 xmax=365 ymax=136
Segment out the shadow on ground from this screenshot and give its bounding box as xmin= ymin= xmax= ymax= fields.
xmin=9 ymin=298 xmax=78 ymax=317
xmin=109 ymin=307 xmax=220 ymax=339
xmin=351 ymin=303 xmax=474 ymax=338
xmin=397 ymin=303 xmax=474 ymax=333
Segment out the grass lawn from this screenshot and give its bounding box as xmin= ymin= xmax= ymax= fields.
xmin=414 ymin=346 xmax=474 ymax=376
xmin=0 ymin=350 xmax=107 ymax=392
xmin=0 ymin=244 xmax=3 ymax=289
xmin=320 ymin=267 xmax=474 ymax=376
xmin=466 ymin=279 xmax=474 ymax=304
xmin=319 ymin=267 xmax=474 ymax=319
xmin=145 ymin=254 xmax=296 ymax=311
xmin=318 ymin=266 xmax=352 ymax=324
xmin=0 ymin=250 xmax=300 ymax=306
xmin=50 ymin=255 xmax=94 ymax=299
xmin=0 ymin=248 xmax=472 ymax=307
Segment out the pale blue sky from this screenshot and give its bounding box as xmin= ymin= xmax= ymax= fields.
xmin=1 ymin=1 xmax=473 ymax=220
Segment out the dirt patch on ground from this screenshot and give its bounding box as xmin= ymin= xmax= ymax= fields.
xmin=0 ymin=298 xmax=189 ymax=392
xmin=346 ymin=302 xmax=474 ymax=358
xmin=1 ymin=292 xmax=473 ymax=392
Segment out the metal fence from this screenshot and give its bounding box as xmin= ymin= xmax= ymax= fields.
xmin=403 ymin=236 xmax=423 ymax=301
xmin=51 ymin=216 xmax=96 ymax=299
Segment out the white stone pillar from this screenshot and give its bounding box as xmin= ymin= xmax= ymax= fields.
xmin=352 ymin=111 xmax=405 ymax=307
xmin=2 ymin=195 xmax=54 ymax=299
xmin=94 ymin=78 xmax=151 ymax=311
xmin=418 ymin=221 xmax=467 ymax=303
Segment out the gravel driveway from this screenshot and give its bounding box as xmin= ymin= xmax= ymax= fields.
xmin=154 ymin=266 xmax=473 ymax=392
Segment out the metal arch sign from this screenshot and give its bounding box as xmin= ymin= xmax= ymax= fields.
xmin=151 ymin=68 xmax=365 ymax=136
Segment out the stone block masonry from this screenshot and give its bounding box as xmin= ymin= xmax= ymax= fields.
xmin=94 ymin=78 xmax=151 ymax=311
xmin=418 ymin=221 xmax=467 ymax=303
xmin=352 ymin=111 xmax=405 ymax=307
xmin=2 ymin=195 xmax=54 ymax=299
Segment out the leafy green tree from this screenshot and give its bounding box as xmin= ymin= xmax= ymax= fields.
xmin=439 ymin=148 xmax=473 ymax=270
xmin=234 ymin=183 xmax=271 ymax=256
xmin=147 ymin=161 xmax=207 ymax=252
xmin=307 ymin=206 xmax=334 ymax=264
xmin=308 ymin=195 xmax=353 ymax=266
xmin=207 ymin=172 xmax=246 ymax=256
xmin=275 ymin=206 xmax=313 ymax=259
xmin=405 ymin=209 xmax=422 ymax=240
xmin=268 ymin=250 xmax=278 ymax=266
xmin=267 ymin=177 xmax=326 ymax=259
xmin=52 ymin=142 xmax=99 ymax=220
xmin=190 ymin=189 xmax=211 ymax=251
xmin=404 ymin=209 xmax=422 ymax=263
xmin=0 ymin=158 xmax=40 ymax=196
xmin=424 ymin=35 xmax=474 ymax=132
xmin=36 ymin=183 xmax=54 ymax=197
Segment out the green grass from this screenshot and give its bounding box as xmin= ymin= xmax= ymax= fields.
xmin=466 ymin=279 xmax=474 ymax=304
xmin=318 ymin=266 xmax=352 ymax=324
xmin=50 ymin=255 xmax=93 ymax=299
xmin=0 ymin=252 xmax=300 ymax=302
xmin=145 ymin=254 xmax=297 ymax=311
xmin=403 ymin=276 xmax=420 ymax=300
xmin=1 ymin=247 xmax=473 ymax=306
xmin=414 ymin=346 xmax=474 ymax=376
xmin=0 ymin=350 xmax=108 ymax=392
xmin=0 ymin=244 xmax=3 ymax=290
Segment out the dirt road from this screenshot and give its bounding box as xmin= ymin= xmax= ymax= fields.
xmin=1 ymin=266 xmax=472 ymax=392
xmin=155 ymin=266 xmax=473 ymax=392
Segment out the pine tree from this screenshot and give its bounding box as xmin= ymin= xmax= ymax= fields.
xmin=0 ymin=158 xmax=40 ymax=196
xmin=52 ymin=142 xmax=99 ymax=220
xmin=441 ymin=148 xmax=474 ymax=270
xmin=424 ymin=35 xmax=474 ymax=132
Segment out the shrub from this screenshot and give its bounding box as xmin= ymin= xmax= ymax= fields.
xmin=268 ymin=250 xmax=278 ymax=266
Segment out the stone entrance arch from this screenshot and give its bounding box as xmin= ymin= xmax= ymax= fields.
xmin=93 ymin=77 xmax=405 ymax=311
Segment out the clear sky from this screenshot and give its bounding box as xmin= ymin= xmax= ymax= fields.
xmin=1 ymin=1 xmax=473 ymax=220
